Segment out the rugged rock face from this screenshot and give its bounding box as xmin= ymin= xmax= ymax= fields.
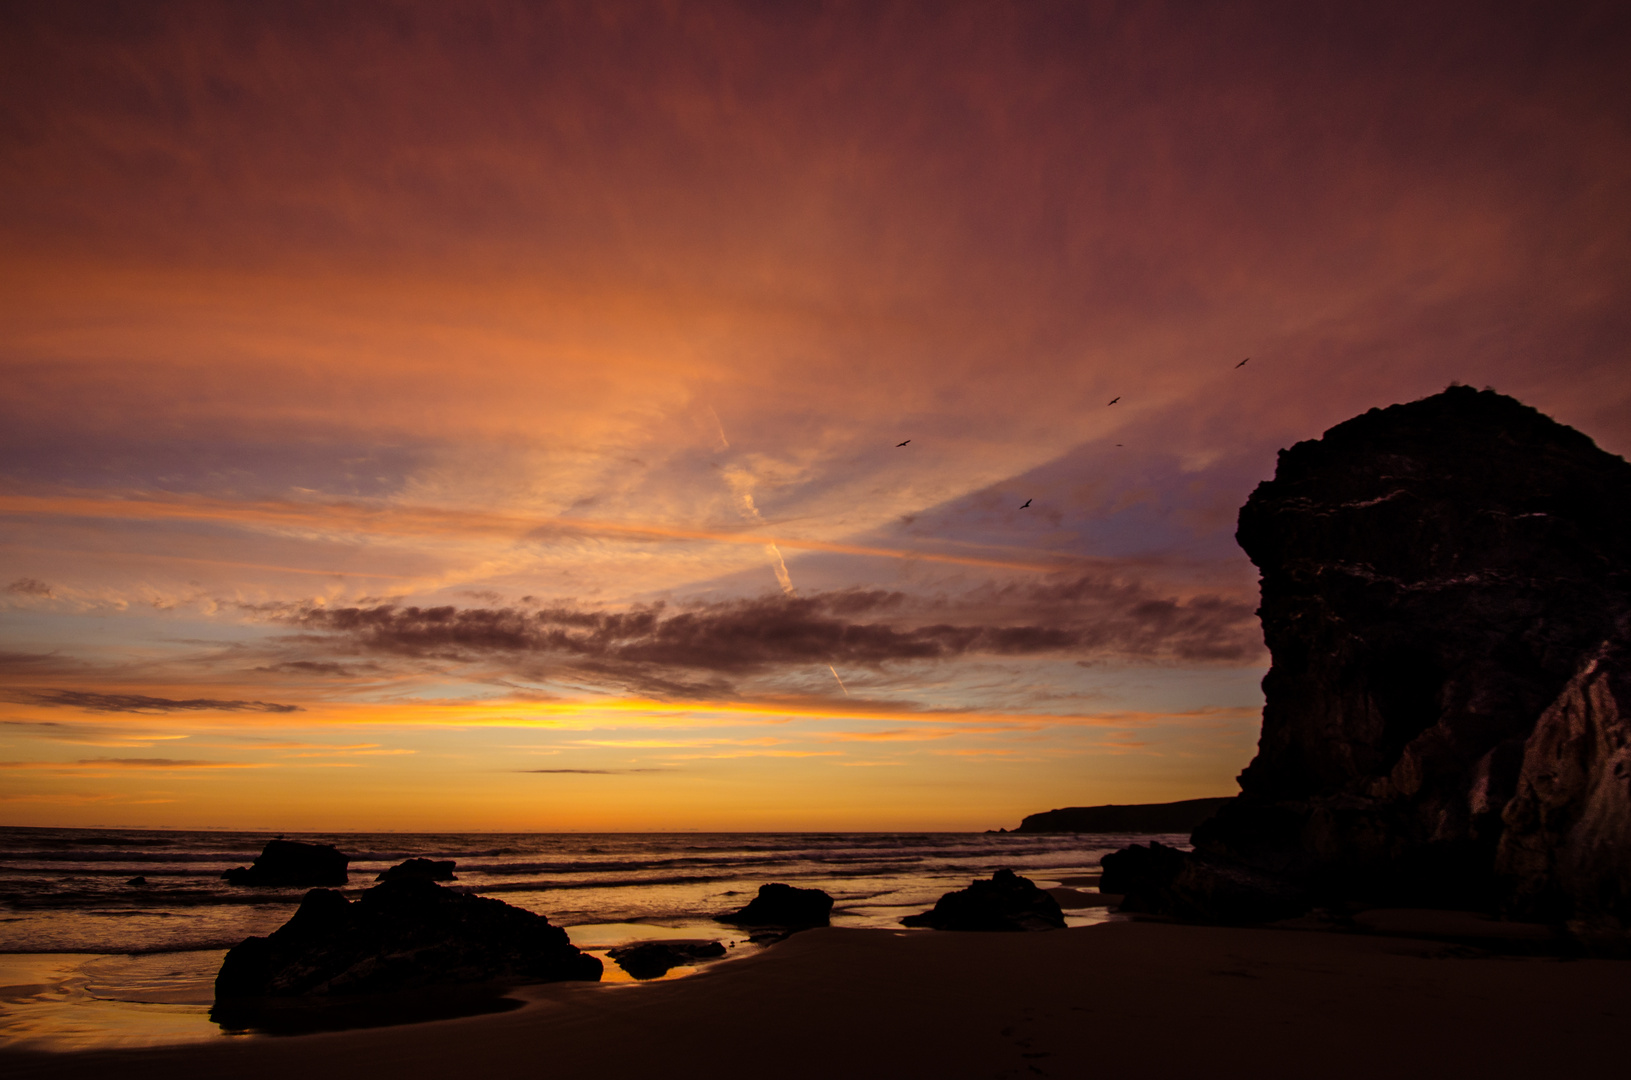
xmin=222 ymin=839 xmax=349 ymax=887
xmin=1109 ymin=388 xmax=1631 ymax=926
xmin=717 ymin=883 xmax=833 ymax=929
xmin=901 ymin=869 xmax=1066 ymax=931
xmin=376 ymin=858 xmax=457 ymax=882
xmin=1497 ymin=633 xmax=1631 ymax=936
xmin=1018 ymin=798 xmax=1232 ymax=834
xmin=1191 ymin=387 xmax=1631 ymax=908
xmin=214 ymin=878 xmax=601 ymax=998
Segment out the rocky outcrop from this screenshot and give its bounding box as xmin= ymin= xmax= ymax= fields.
xmin=222 ymin=839 xmax=349 ymax=887
xmin=214 ymin=877 xmax=601 ymax=998
xmin=376 ymin=858 xmax=457 ymax=882
xmin=1497 ymin=635 xmax=1631 ymax=938
xmin=1017 ymin=798 xmax=1232 ymax=834
xmin=1100 ymin=842 xmax=1308 ymax=923
xmin=717 ymin=883 xmax=833 ymax=929
xmin=606 ymin=940 xmax=727 ymax=980
xmin=901 ymin=869 xmax=1066 ymax=931
xmin=1107 ymin=388 xmax=1631 ymax=924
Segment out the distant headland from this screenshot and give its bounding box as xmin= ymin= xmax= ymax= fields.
xmin=1012 ymin=797 xmax=1233 ymax=834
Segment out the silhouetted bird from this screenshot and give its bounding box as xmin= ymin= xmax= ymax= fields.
xmin=1235 ymin=357 xmax=1250 ymax=368
xmin=1019 ymin=499 xmax=1031 ymax=509
xmin=897 ymin=439 xmax=910 ymax=447
xmin=1107 ymin=397 xmax=1120 ymax=405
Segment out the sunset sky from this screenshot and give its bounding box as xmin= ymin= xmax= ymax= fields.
xmin=3 ymin=2 xmax=1628 ymax=831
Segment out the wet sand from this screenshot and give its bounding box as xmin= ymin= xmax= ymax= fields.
xmin=3 ymin=919 xmax=1625 ymax=1079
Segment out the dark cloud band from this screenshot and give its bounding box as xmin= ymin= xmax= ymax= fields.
xmin=22 ymin=690 xmax=302 ymax=714
xmin=281 ymin=579 xmax=1260 ymax=674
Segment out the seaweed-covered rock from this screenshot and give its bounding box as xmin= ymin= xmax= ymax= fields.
xmin=214 ymin=878 xmax=600 ymax=998
xmin=606 ymin=940 xmax=726 ymax=980
xmin=222 ymin=839 xmax=349 ymax=888
xmin=376 ymin=857 xmax=457 ymax=882
xmin=717 ymin=883 xmax=833 ymax=929
xmin=901 ymin=869 xmax=1066 ymax=931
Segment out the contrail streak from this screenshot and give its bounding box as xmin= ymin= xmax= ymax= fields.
xmin=766 ymin=543 xmax=795 ymax=595
xmin=827 ymin=665 xmax=849 ymax=696
xmin=707 ymin=405 xmax=730 ymax=451
xmin=0 ymin=493 xmax=1090 ymax=574
xmin=728 ymin=476 xmax=797 ymax=595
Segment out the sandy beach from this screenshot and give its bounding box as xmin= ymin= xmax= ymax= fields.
xmin=4 ymin=918 xmax=1625 ymax=1080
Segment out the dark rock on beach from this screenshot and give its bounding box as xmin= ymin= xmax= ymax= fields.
xmin=717 ymin=883 xmax=833 ymax=929
xmin=222 ymin=839 xmax=349 ymax=888
xmin=1017 ymin=797 xmax=1232 ymax=834
xmin=606 ymin=940 xmax=727 ymax=980
xmin=1100 ymin=842 xmax=1309 ymax=923
xmin=902 ymin=869 xmax=1066 ymax=931
xmin=376 ymin=857 xmax=457 ymax=882
xmin=214 ymin=877 xmax=601 ymax=998
xmin=1104 ymin=387 xmax=1631 ymax=935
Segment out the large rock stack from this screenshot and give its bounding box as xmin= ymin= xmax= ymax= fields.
xmin=215 ymin=877 xmax=601 ymax=998
xmin=1106 ymin=387 xmax=1631 ymax=939
xmin=221 ymin=839 xmax=349 ymax=887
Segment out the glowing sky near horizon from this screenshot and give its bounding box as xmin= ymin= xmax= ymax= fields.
xmin=3 ymin=2 xmax=1629 ymax=830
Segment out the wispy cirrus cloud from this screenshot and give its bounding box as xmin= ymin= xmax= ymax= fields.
xmin=0 ymin=491 xmax=1079 ymax=576
xmin=517 ymin=767 xmax=674 ymax=775
xmin=1 ymin=719 xmax=191 ymax=749
xmin=0 ymin=758 xmax=270 ymax=770
xmin=816 ymin=728 xmax=959 ymax=742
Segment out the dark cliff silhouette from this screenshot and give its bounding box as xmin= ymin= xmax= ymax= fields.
xmin=1105 ymin=387 xmax=1631 ymax=942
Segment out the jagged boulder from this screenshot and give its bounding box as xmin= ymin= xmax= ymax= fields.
xmin=1497 ymin=635 xmax=1631 ymax=939
xmin=901 ymin=869 xmax=1066 ymax=931
xmin=1106 ymin=387 xmax=1631 ymax=923
xmin=376 ymin=857 xmax=457 ymax=882
xmin=717 ymin=883 xmax=833 ymax=929
xmin=606 ymin=940 xmax=726 ymax=980
xmin=222 ymin=839 xmax=349 ymax=887
xmin=214 ymin=878 xmax=601 ymax=998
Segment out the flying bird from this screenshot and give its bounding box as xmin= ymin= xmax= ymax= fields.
xmin=1107 ymin=396 xmax=1120 ymax=405
xmin=1019 ymin=499 xmax=1031 ymax=509
xmin=896 ymin=439 xmax=910 ymax=447
xmin=1235 ymin=357 xmax=1250 ymax=368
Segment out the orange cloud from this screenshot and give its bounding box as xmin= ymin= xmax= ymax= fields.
xmin=3 ymin=3 xmax=1619 ymax=830
xmin=0 ymin=758 xmax=271 ymax=770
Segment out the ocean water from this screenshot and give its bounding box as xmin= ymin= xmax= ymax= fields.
xmin=0 ymin=827 xmax=1168 ymax=1051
